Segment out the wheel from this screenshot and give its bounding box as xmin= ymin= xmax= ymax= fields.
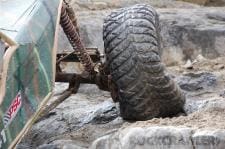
xmin=103 ymin=4 xmax=185 ymax=120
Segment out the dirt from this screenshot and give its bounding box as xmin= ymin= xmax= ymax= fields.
xmin=127 ymin=107 xmax=225 ymax=130
xmin=126 ymin=56 xmax=225 ymax=130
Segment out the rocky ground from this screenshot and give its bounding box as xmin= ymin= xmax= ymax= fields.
xmin=18 ymin=56 xmax=225 ymax=149
xmin=19 ymin=0 xmax=225 ymax=148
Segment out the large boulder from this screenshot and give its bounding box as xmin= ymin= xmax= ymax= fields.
xmin=58 ymin=7 xmax=225 ymax=65
xmin=160 ymin=7 xmax=225 ymax=65
xmin=91 ymin=126 xmax=225 ymax=149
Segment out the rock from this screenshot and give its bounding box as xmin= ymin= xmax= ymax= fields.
xmin=184 ymin=98 xmax=225 ymax=114
xmin=58 ymin=11 xmax=107 ymax=53
xmin=37 ymin=144 xmax=60 ymax=149
xmin=19 ymin=85 xmax=122 ymax=148
xmin=69 ymin=0 xmax=200 ymax=11
xmin=17 ymin=143 xmax=60 ymax=149
xmin=91 ymin=126 xmax=194 ymax=149
xmin=16 ymin=144 xmax=34 ymax=149
xmin=219 ymin=90 xmax=225 ymax=98
xmin=25 ymin=139 xmax=87 ymax=149
xmin=160 ymin=8 xmax=225 ymax=65
xmin=177 ymin=72 xmax=217 ymax=91
xmin=91 ymin=102 xmax=119 ymax=124
xmin=58 ymin=7 xmax=225 ymax=65
xmin=77 ymin=11 xmax=106 ymax=52
xmin=206 ymin=0 xmax=225 ymax=6
xmin=192 ymin=130 xmax=225 ymax=149
xmin=175 ymin=71 xmax=224 ymax=113
xmin=48 ymin=139 xmax=87 ymax=149
xmin=91 ymin=126 xmax=225 ymax=149
xmin=178 ymin=0 xmax=209 ymax=5
xmin=183 ymin=59 xmax=193 ymax=69
xmin=214 ymin=64 xmax=225 ymax=70
xmin=178 ymin=0 xmax=225 ymax=6
xmin=196 ymin=54 xmax=207 ymax=62
xmin=206 ymin=11 xmax=225 ymax=22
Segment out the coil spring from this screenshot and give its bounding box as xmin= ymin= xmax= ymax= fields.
xmin=60 ymin=5 xmax=94 ymax=74
xmin=63 ymin=0 xmax=79 ymax=34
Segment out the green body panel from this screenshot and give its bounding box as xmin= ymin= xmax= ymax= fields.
xmin=0 ymin=0 xmax=61 ymax=148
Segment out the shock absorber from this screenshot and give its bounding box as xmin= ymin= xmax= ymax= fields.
xmin=60 ymin=4 xmax=95 ymax=75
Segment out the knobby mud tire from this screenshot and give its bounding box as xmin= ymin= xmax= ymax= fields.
xmin=103 ymin=4 xmax=185 ymax=120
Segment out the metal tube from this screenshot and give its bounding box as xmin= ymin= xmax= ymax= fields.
xmin=55 ymin=72 xmax=95 ymax=84
xmin=60 ymin=4 xmax=95 ymax=75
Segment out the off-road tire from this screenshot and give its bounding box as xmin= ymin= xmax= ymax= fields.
xmin=103 ymin=4 xmax=185 ymax=120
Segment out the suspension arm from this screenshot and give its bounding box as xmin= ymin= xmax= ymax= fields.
xmin=60 ymin=4 xmax=95 ymax=75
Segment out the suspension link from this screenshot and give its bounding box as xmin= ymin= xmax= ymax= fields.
xmin=60 ymin=4 xmax=95 ymax=75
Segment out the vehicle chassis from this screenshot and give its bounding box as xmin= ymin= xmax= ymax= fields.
xmin=41 ymin=2 xmax=116 ymax=117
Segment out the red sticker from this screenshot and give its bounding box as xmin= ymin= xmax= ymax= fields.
xmin=3 ymin=92 xmax=22 ymax=127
